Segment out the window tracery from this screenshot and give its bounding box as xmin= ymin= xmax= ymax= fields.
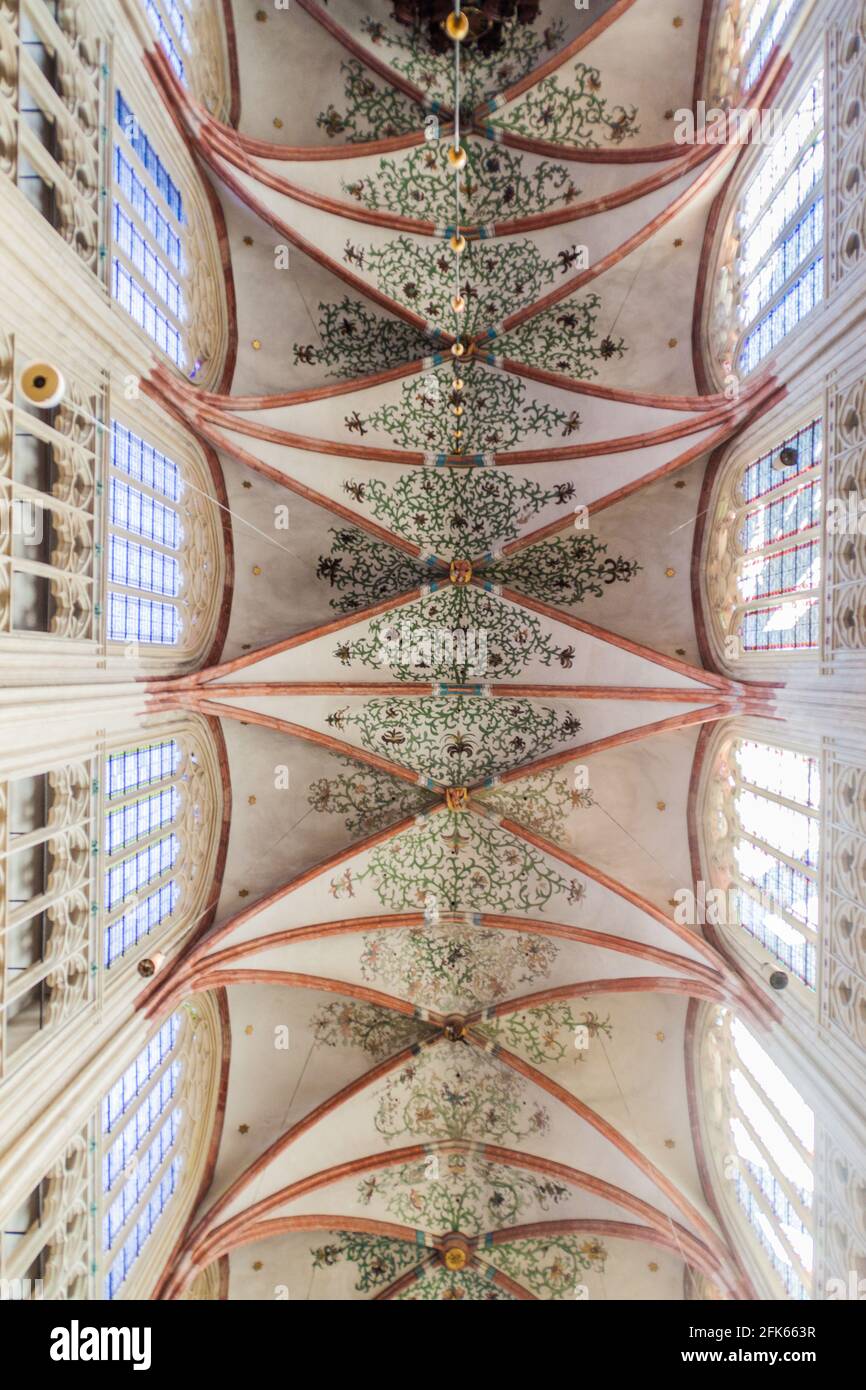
xmin=705 ymin=1 xmax=811 ymax=109
xmin=99 ymin=996 xmax=222 ymax=1299
xmin=0 ymin=992 xmax=223 ymax=1300
xmin=0 ymin=715 xmax=223 ymax=1074
xmin=141 ymin=0 xmax=234 ymax=125
xmin=704 ymin=417 xmax=824 ymax=665
xmin=0 ymin=0 xmax=104 ymax=275
xmin=709 ymin=70 xmax=825 ymax=380
xmin=703 ymin=729 xmax=821 ymax=994
xmin=0 ymin=329 xmax=225 ymax=668
xmin=700 ymin=1007 xmax=814 ymax=1299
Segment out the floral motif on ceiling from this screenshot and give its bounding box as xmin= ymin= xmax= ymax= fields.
xmin=308 ymin=1223 xmax=611 ymax=1298
xmin=374 ymin=1047 xmax=549 ymax=1143
xmin=316 ymin=58 xmax=421 ymax=141
xmin=310 ymin=1231 xmax=421 ymax=1292
xmin=336 ymin=237 xmax=618 ymax=354
xmin=487 ymin=1234 xmax=609 ymax=1298
xmin=340 ymin=467 xmax=577 ymax=555
xmin=500 ymin=294 xmax=626 ymax=377
xmin=476 ymin=1004 xmax=613 ymax=1066
xmin=307 ymin=758 xmax=436 ymax=835
xmin=356 ymin=12 xmax=566 ymax=109
xmin=357 ymin=1151 xmax=573 ymax=1233
xmin=485 ymin=534 xmax=642 ymax=606
xmin=336 ymin=810 xmax=584 ymax=912
xmin=334 ymin=586 xmax=576 ymax=678
xmin=352 ymin=362 xmax=579 ymax=452
xmin=311 ymin=999 xmax=435 ymax=1059
xmin=359 ymin=919 xmax=559 ymax=1013
xmin=491 ymin=66 xmax=640 ymax=146
xmin=293 ymin=262 xmax=622 ymax=377
xmin=341 ymin=140 xmax=581 ymax=223
xmin=292 ymin=296 xmax=431 ymax=379
xmin=318 ymin=529 xmax=640 ymax=616
xmin=316 ymin=527 xmax=428 ymax=613
xmin=475 ymin=768 xmax=583 ymax=840
xmin=397 ymin=1266 xmax=513 ymax=1300
xmin=325 ymin=694 xmax=581 ymax=784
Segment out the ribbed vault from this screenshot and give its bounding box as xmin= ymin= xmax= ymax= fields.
xmin=139 ymin=0 xmax=790 ymax=1300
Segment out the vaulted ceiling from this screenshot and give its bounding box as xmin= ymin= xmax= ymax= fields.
xmin=146 ymin=0 xmax=783 ymax=1300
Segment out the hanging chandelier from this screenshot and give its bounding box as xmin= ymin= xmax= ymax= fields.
xmin=392 ymin=0 xmax=541 ymax=55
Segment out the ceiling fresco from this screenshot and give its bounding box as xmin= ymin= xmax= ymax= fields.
xmin=141 ymin=0 xmax=789 ymax=1300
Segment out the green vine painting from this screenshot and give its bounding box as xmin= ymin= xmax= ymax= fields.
xmin=500 ymin=293 xmax=627 ymax=378
xmin=318 ymin=530 xmax=640 ymax=623
xmin=486 ymin=533 xmax=642 ymax=606
xmin=488 ymin=1234 xmax=609 ymax=1297
xmin=491 ymin=66 xmax=640 ymax=146
xmin=307 ymin=758 xmax=436 ymax=835
xmin=353 ymin=361 xmax=577 ymax=453
xmin=341 ymin=139 xmax=581 ymax=223
xmin=357 ymin=1151 xmax=573 ymax=1233
xmin=373 ymin=1048 xmax=549 ymax=1143
xmin=356 ymin=12 xmax=566 ymax=110
xmin=338 ymin=235 xmax=590 ymax=339
xmin=477 ymin=1004 xmax=613 ymax=1066
xmin=311 ymin=1000 xmax=434 ymax=1059
xmin=325 ymin=695 xmax=581 ymax=784
xmin=476 ymin=768 xmax=581 ymax=840
xmin=316 ymin=527 xmax=429 ymax=614
xmin=343 ymin=810 xmax=586 ymax=913
xmin=292 ymin=296 xmax=431 ymax=379
xmin=359 ymin=918 xmax=559 ymax=1014
xmin=293 ymin=255 xmax=624 ymax=377
xmin=340 ymin=466 xmax=578 ymax=555
xmin=316 ymin=58 xmax=421 ymax=141
xmin=310 ymin=1232 xmax=421 ymax=1293
xmin=333 ymin=586 xmax=578 ymax=679
xmin=397 ymin=1266 xmax=513 ymax=1300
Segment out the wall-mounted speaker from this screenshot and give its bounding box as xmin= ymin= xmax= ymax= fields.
xmin=18 ymin=360 xmax=66 ymax=409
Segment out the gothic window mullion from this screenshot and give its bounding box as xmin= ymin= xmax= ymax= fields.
xmin=735 ymin=774 xmax=821 ymax=821
xmin=732 ymin=873 xmax=819 ymax=946
xmin=734 ymin=824 xmax=817 ymax=880
xmin=738 ymin=173 xmax=824 ymax=335
xmin=729 ymin=1093 xmax=813 ymax=1230
xmin=733 ymin=1153 xmax=813 ymax=1292
xmin=102 ymin=1106 xmax=181 ymax=1258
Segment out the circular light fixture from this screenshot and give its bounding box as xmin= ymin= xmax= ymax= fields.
xmin=18 ymin=360 xmax=65 ymax=409
xmin=445 ymin=9 xmax=470 ymax=40
xmin=451 ymin=342 xmax=465 ymax=357
xmin=452 ymin=377 xmax=464 ymax=391
xmin=451 ymin=294 xmax=466 ymax=313
xmin=447 ymin=144 xmax=467 ymax=170
xmin=449 ymin=233 xmax=466 ymax=254
xmin=773 ymin=445 xmax=799 ymax=471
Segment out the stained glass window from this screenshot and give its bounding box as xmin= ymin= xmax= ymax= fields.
xmin=737 ymin=75 xmax=824 ymax=373
xmin=144 ymin=0 xmax=187 ymax=84
xmin=106 ymin=742 xmax=180 ymax=799
xmin=740 ymin=0 xmax=805 ymax=93
xmin=104 ymin=833 xmax=179 ymax=914
xmin=713 ymin=1012 xmax=814 ymax=1299
xmin=101 ymin=1015 xmax=184 ymax=1298
xmin=106 ymin=423 xmax=184 ymax=648
xmin=112 ymin=92 xmax=187 ymax=365
xmin=725 ymin=739 xmax=820 ymax=987
xmin=733 ymin=420 xmax=823 ymax=654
